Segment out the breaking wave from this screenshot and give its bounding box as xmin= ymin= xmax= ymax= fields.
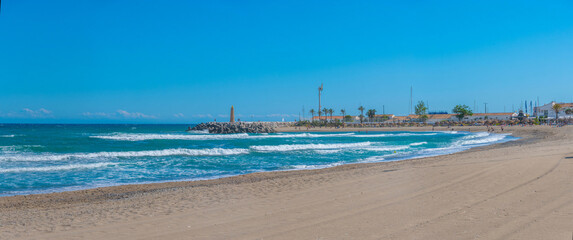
xmin=0 ymin=148 xmax=249 ymax=162
xmin=90 ymin=132 xmax=356 ymax=141
xmin=0 ymin=163 xmax=114 ymax=173
xmin=251 ymin=142 xmax=372 ymax=152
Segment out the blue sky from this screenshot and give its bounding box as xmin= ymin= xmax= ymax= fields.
xmin=1 ymin=1 xmax=573 ymax=123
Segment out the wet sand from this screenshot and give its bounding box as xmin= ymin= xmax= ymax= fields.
xmin=1 ymin=125 xmax=573 ymax=239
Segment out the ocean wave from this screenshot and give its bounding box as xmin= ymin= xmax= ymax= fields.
xmin=0 ymin=145 xmax=45 ymax=152
xmin=362 ymin=145 xmax=410 ymax=152
xmin=314 ymin=149 xmax=342 ymax=154
xmin=455 ymin=133 xmax=507 ymax=146
xmin=0 ymin=163 xmax=114 ymax=173
xmin=0 ymin=148 xmax=249 ymax=162
xmin=90 ymin=132 xmax=356 ymax=141
xmin=288 ymin=162 xmax=343 ymax=170
xmin=91 ymin=133 xmax=251 ymax=141
xmin=251 ymin=142 xmax=372 ymax=152
xmin=352 ymin=133 xmax=437 ymax=137
xmin=0 ymin=135 xmax=15 ymax=138
xmin=409 ymin=142 xmax=428 ymax=146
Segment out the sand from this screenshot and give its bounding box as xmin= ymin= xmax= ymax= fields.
xmin=1 ymin=125 xmax=573 ymax=239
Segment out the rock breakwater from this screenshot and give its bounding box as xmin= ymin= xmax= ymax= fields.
xmin=191 ymin=122 xmax=277 ymax=134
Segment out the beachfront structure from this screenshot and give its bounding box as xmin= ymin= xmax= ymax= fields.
xmin=388 ymin=113 xmax=516 ymax=123
xmin=371 ymin=114 xmax=395 ymax=122
xmin=312 ymin=115 xmax=362 ymax=122
xmin=534 ymin=101 xmax=573 ymax=119
xmin=311 ymin=112 xmax=521 ymax=123
xmin=463 ymin=113 xmax=517 ymax=121
xmin=425 ymin=114 xmax=456 ymax=123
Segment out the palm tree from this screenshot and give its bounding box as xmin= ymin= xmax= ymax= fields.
xmin=309 ymin=109 xmax=315 ymax=122
xmin=323 ymin=108 xmax=328 ymax=122
xmin=367 ymin=109 xmax=377 ymax=122
xmin=553 ymin=103 xmax=562 ymax=123
xmin=340 ymin=109 xmax=346 ymax=122
xmin=328 ymin=108 xmax=334 ymax=122
xmin=358 ymin=106 xmax=365 ymax=124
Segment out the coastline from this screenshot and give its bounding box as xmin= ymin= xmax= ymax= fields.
xmin=1 ymin=125 xmax=572 ymax=239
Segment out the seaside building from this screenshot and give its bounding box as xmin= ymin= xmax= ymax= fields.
xmin=385 ymin=113 xmax=516 ymax=123
xmin=425 ymin=114 xmax=456 ymax=123
xmin=534 ymin=101 xmax=573 ymax=119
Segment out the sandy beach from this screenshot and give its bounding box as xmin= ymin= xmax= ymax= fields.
xmin=1 ymin=125 xmax=573 ymax=239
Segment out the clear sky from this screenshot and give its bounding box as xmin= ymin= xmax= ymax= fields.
xmin=1 ymin=1 xmax=573 ymax=123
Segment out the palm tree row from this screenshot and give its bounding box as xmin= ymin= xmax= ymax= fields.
xmin=307 ymin=106 xmax=382 ymax=124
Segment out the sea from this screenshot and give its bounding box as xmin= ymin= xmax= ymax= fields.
xmin=0 ymin=124 xmax=518 ymax=196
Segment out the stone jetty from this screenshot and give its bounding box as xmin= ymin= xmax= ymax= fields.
xmin=191 ymin=122 xmax=277 ymax=134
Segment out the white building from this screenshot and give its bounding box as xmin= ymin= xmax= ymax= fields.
xmin=534 ymin=102 xmax=573 ymax=119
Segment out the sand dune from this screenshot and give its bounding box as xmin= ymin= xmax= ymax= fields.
xmin=1 ymin=126 xmax=572 ymax=239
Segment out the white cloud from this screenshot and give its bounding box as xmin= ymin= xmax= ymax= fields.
xmin=82 ymin=110 xmax=156 ymax=119
xmin=173 ymin=113 xmax=185 ymax=118
xmin=82 ymin=112 xmax=113 ymax=117
xmin=116 ymin=110 xmax=156 ymax=119
xmin=192 ymin=114 xmax=214 ymax=119
xmin=22 ymin=108 xmax=54 ymax=118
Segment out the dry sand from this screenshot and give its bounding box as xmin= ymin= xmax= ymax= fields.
xmin=1 ymin=126 xmax=573 ymax=239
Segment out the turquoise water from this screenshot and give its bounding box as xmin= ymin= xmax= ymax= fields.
xmin=0 ymin=124 xmax=517 ymax=196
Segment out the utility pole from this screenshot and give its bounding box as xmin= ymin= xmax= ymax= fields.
xmin=383 ymin=105 xmax=385 ymax=115
xmin=302 ymin=106 xmax=305 ymax=121
xmin=484 ymin=103 xmax=488 ymax=114
xmin=318 ymin=84 xmax=323 ymax=119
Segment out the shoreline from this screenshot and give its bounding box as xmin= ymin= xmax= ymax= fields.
xmin=1 ymin=125 xmax=571 ymax=239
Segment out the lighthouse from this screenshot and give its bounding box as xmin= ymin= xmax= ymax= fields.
xmin=230 ymin=106 xmax=235 ymax=123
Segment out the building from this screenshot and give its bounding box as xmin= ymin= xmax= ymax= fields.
xmin=389 ymin=113 xmax=516 ymax=123
xmin=464 ymin=113 xmax=517 ymax=121
xmin=534 ymin=101 xmax=573 ymax=119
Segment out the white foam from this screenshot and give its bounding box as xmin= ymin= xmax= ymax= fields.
xmin=90 ymin=132 xmax=356 ymax=141
xmin=91 ymin=133 xmax=251 ymax=141
xmin=456 ymin=134 xmax=506 ymax=146
xmin=0 ymin=145 xmax=44 ymax=152
xmin=409 ymin=142 xmax=428 ymax=146
xmin=0 ymin=135 xmax=15 ymax=138
xmin=440 ymin=131 xmax=459 ymax=134
xmin=251 ymin=142 xmax=372 ymax=152
xmin=352 ymin=133 xmax=437 ymax=137
xmin=314 ymin=149 xmax=342 ymax=154
xmin=0 ymin=163 xmax=113 ymax=173
xmin=0 ymin=148 xmax=249 ymax=162
xmin=362 ymin=145 xmax=410 ymax=152
xmin=289 ymin=162 xmax=343 ymax=170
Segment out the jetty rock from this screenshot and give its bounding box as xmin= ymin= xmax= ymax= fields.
xmin=191 ymin=122 xmax=278 ymax=134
